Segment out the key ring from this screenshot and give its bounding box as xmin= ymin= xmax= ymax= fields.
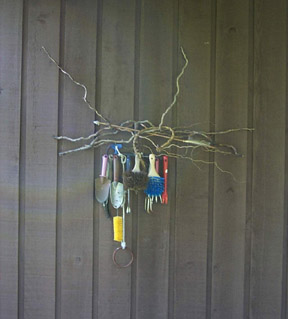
xmin=113 ymin=246 xmax=134 ymax=268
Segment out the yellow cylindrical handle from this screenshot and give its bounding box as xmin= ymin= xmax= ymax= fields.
xmin=113 ymin=216 xmax=123 ymax=242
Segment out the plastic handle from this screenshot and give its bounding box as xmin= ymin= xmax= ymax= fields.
xmin=111 ymin=144 xmax=123 ymax=155
xmin=162 ymin=156 xmax=168 ymax=204
xmin=163 ymin=155 xmax=168 ymax=175
xmin=163 ymin=156 xmax=168 ymax=175
xmin=126 ymin=155 xmax=131 ymax=171
xmin=106 ymin=158 xmax=110 ymax=178
xmin=100 ymin=155 xmax=108 ymax=177
xmin=113 ymin=155 xmax=120 ymax=182
xmin=155 ymin=158 xmax=160 ymax=174
xmin=148 ymin=154 xmax=160 ymax=177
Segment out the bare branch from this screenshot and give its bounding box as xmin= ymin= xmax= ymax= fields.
xmin=42 ymin=46 xmax=109 ymax=123
xmin=43 ymin=45 xmax=252 ymax=179
xmin=158 ymin=47 xmax=189 ymax=130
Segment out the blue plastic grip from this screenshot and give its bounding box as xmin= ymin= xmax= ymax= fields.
xmin=126 ymin=155 xmax=131 ymax=171
xmin=110 ymin=144 xmax=123 ymax=154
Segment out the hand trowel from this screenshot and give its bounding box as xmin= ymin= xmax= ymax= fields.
xmin=110 ymin=155 xmax=124 ymax=209
xmin=95 ymin=154 xmax=111 ymax=218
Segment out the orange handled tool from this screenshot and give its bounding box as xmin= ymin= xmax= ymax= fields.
xmin=162 ymin=156 xmax=168 ymax=204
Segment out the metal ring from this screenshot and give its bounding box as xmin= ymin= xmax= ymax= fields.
xmin=112 ymin=247 xmax=134 ymax=268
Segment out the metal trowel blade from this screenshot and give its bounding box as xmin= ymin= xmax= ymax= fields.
xmin=95 ymin=177 xmax=111 ymax=203
xmin=110 ymin=182 xmax=124 ymax=209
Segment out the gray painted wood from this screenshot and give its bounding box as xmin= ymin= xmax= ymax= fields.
xmin=0 ymin=1 xmax=22 ymax=318
xmin=174 ymin=0 xmax=211 ymax=318
xmin=136 ymin=1 xmax=174 ymax=318
xmin=0 ymin=1 xmax=287 ymax=318
xmin=243 ymin=1 xmax=255 ymax=317
xmin=21 ymin=1 xmax=60 ymax=318
xmin=211 ymin=0 xmax=249 ymax=318
xmin=92 ymin=1 xmax=101 ymax=318
xmin=58 ymin=1 xmax=96 ymax=318
xmin=250 ymin=0 xmax=287 ymax=318
xmin=97 ymin=1 xmax=135 ymax=318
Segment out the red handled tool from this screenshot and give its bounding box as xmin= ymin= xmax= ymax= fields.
xmin=155 ymin=158 xmax=160 ymax=174
xmin=162 ymin=156 xmax=168 ymax=204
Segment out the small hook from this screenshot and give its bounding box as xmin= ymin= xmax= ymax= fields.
xmin=115 ymin=145 xmax=126 ymax=164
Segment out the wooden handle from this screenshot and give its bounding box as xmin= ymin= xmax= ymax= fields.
xmin=113 ymin=155 xmax=120 ymax=182
xmin=132 ymin=154 xmax=141 ymax=173
xmin=108 ymin=155 xmax=113 ymax=180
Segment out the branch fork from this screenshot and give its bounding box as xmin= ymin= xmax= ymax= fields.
xmin=42 ymin=46 xmax=253 ymax=176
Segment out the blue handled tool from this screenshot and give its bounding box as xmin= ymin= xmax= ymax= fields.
xmin=144 ymin=154 xmax=164 ymax=213
xmin=110 ymin=143 xmax=123 ymax=155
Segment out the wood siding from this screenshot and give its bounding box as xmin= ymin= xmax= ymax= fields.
xmin=0 ymin=0 xmax=287 ymax=318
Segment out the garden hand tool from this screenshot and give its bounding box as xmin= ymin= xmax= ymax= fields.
xmin=154 ymin=157 xmax=162 ymax=203
xmin=95 ymin=154 xmax=111 ymax=218
xmin=144 ymin=154 xmax=164 ymax=213
xmin=126 ymin=156 xmax=132 ymax=213
xmin=162 ymin=155 xmax=168 ymax=204
xmin=112 ymin=194 xmax=134 ymax=268
xmin=123 ymin=153 xmax=148 ymax=192
xmin=110 ymin=155 xmax=124 ymax=209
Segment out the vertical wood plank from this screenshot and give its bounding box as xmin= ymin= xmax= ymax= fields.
xmin=212 ymin=0 xmax=249 ymax=318
xmin=251 ymin=0 xmax=286 ymax=318
xmin=58 ymin=0 xmax=96 ymax=318
xmin=173 ymin=0 xmax=211 ymax=318
xmin=167 ymin=1 xmax=178 ymax=317
xmin=136 ymin=1 xmax=173 ymax=318
xmin=284 ymin=3 xmax=288 ymax=317
xmin=243 ymin=0 xmax=255 ymax=317
xmin=130 ymin=1 xmax=142 ymax=317
xmin=0 ymin=1 xmax=23 ymax=318
xmin=1 ymin=2 xmax=287 ymax=318
xmin=92 ymin=1 xmax=101 ymax=318
xmin=22 ymin=1 xmax=60 ymax=318
xmin=96 ymin=1 xmax=135 ymax=318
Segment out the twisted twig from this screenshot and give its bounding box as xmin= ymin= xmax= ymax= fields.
xmin=42 ymin=46 xmax=109 ymax=123
xmin=43 ymin=45 xmax=252 ymax=179
xmin=158 ymin=47 xmax=189 ymax=130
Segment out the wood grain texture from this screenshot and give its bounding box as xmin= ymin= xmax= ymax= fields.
xmin=251 ymin=0 xmax=287 ymax=318
xmin=136 ymin=1 xmax=173 ymax=318
xmin=21 ymin=1 xmax=60 ymax=318
xmin=130 ymin=1 xmax=142 ymax=317
xmin=96 ymin=1 xmax=135 ymax=318
xmin=211 ymin=0 xmax=249 ymax=318
xmin=174 ymin=0 xmax=211 ymax=318
xmin=58 ymin=0 xmax=96 ymax=318
xmin=0 ymin=1 xmax=287 ymax=318
xmin=92 ymin=1 xmax=101 ymax=318
xmin=243 ymin=0 xmax=255 ymax=317
xmin=0 ymin=1 xmax=23 ymax=318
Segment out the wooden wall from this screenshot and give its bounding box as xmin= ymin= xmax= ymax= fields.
xmin=0 ymin=0 xmax=287 ymax=318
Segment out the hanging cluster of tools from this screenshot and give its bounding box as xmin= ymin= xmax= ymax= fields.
xmin=95 ymin=144 xmax=168 ymax=267
xmin=43 ymin=47 xmax=253 ymax=269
